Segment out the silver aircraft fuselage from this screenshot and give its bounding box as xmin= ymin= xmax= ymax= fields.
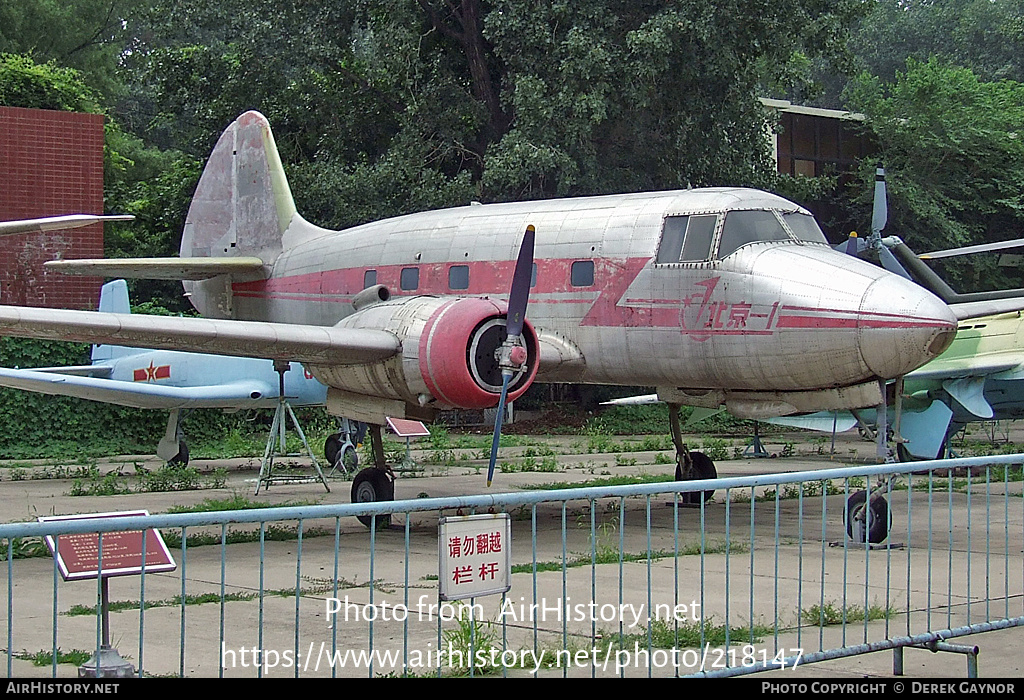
xmin=213 ymin=189 xmax=956 ymax=403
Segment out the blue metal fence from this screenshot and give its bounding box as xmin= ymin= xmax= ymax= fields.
xmin=1 ymin=454 xmax=1022 ymax=678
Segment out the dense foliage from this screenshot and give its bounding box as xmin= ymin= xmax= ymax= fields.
xmin=846 ymin=58 xmax=1024 ymax=292
xmin=2 ymin=1 xmax=1024 ymax=456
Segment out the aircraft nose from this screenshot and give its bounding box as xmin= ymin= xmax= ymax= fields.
xmin=858 ymin=275 xmax=956 ymax=378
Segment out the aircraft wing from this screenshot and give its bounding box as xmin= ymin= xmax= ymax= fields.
xmin=906 ymin=356 xmax=1022 ymax=382
xmin=0 ymin=306 xmax=401 ymax=366
xmin=950 ymin=298 xmax=1024 ymax=320
xmin=908 ymin=354 xmax=1024 ymax=419
xmin=0 ymin=215 xmax=134 ymax=236
xmin=0 ymin=367 xmax=276 ymax=409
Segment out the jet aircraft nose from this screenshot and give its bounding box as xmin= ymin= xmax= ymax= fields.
xmin=857 ymin=275 xmax=956 ymax=378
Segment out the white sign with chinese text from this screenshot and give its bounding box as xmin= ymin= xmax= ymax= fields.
xmin=438 ymin=513 xmax=512 ymax=600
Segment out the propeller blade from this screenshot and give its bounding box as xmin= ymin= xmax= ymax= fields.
xmin=486 ymin=373 xmax=512 ymax=487
xmin=879 ymin=244 xmax=912 ymax=280
xmin=871 ymin=166 xmax=887 ymax=237
xmin=506 ymin=225 xmax=535 ymax=338
xmin=486 ymin=224 xmax=536 ymax=487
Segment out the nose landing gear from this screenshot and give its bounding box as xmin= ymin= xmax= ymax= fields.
xmin=669 ymin=404 xmax=717 ymax=504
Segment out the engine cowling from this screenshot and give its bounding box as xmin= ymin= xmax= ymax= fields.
xmin=306 ymin=296 xmax=539 ymax=410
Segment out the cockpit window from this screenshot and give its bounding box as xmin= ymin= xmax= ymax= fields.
xmin=782 ymin=212 xmax=828 ymax=243
xmin=717 ymin=210 xmax=790 ymax=259
xmin=656 ymin=215 xmax=718 ymax=263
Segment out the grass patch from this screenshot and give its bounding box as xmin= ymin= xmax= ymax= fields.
xmin=0 ymin=536 xmax=50 ymax=560
xmin=68 ymin=464 xmax=227 ymax=496
xmin=160 ymin=523 xmax=334 ymax=549
xmin=13 ymin=648 xmax=93 ymax=667
xmin=513 ymin=540 xmax=745 ymax=574
xmin=801 ymin=600 xmax=897 ymax=627
xmin=607 ymin=617 xmax=775 ymax=650
xmin=167 ymin=494 xmax=322 ymax=513
xmin=500 ymin=455 xmax=560 ymax=473
xmin=521 ymin=474 xmax=675 ymax=490
xmin=65 ymin=576 xmax=388 ymax=616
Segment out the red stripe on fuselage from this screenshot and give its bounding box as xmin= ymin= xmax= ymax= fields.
xmin=230 ymin=258 xmax=951 ymax=332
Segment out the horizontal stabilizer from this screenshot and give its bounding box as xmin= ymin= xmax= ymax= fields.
xmin=0 ymin=306 xmax=400 ymax=366
xmin=0 ymin=215 xmax=134 ymax=236
xmin=0 ymin=367 xmax=274 ymax=409
xmin=44 ymin=257 xmax=267 ymax=281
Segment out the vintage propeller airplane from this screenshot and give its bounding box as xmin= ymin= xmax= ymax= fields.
xmin=0 ymin=279 xmax=330 ymax=466
xmin=0 ymin=111 xmax=967 ymax=522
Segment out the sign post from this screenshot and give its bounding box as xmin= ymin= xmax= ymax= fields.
xmin=38 ymin=510 xmax=176 ymax=678
xmin=386 ymin=417 xmax=431 ymax=473
xmin=438 ymin=513 xmax=511 ymax=601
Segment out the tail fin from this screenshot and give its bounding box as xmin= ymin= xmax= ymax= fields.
xmin=181 ymin=111 xmax=329 ymax=317
xmin=91 ymin=280 xmax=139 ymax=361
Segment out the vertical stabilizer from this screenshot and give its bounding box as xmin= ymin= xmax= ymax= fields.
xmin=92 ymin=280 xmax=137 ymax=361
xmin=180 ymin=111 xmax=328 ymax=318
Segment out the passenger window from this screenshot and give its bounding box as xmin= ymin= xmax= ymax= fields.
xmin=717 ymin=210 xmax=789 ymax=259
xmin=448 ymin=264 xmax=469 ymax=290
xmin=400 ymin=267 xmax=419 ymax=291
xmin=570 ymin=260 xmax=594 ymax=287
xmin=656 ymin=215 xmax=717 ymax=263
xmin=363 ymin=269 xmax=377 ymax=288
xmin=531 ymin=263 xmax=537 ymax=288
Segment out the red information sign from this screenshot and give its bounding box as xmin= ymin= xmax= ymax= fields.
xmin=38 ymin=511 xmax=176 ymax=581
xmin=386 ymin=417 xmax=431 ymax=438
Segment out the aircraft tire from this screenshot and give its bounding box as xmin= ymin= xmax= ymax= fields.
xmin=168 ymin=440 xmax=189 ymax=467
xmin=325 ymin=435 xmax=359 ymax=477
xmin=843 ymin=490 xmax=891 ymax=544
xmin=352 ymin=468 xmax=394 ymax=529
xmin=676 ymin=451 xmax=716 ymax=505
xmin=325 ymin=434 xmax=341 ymax=466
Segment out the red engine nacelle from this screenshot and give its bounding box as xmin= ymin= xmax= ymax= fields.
xmin=309 ymin=296 xmax=539 ymax=410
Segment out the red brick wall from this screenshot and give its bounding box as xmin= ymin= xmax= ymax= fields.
xmin=0 ymin=106 xmax=105 ymax=309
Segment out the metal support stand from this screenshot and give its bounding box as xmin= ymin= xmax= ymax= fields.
xmin=744 ymin=420 xmax=770 ymax=458
xmin=255 ymin=361 xmax=330 ymax=495
xmin=78 ymin=577 xmax=134 ymax=678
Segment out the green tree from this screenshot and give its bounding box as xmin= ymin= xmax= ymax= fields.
xmin=125 ymin=0 xmax=866 ymax=228
xmin=0 ymin=0 xmax=133 ymax=99
xmin=846 ymin=58 xmax=1024 ymax=292
xmin=851 ymin=0 xmax=1024 ymax=85
xmin=0 ymin=53 xmax=101 ymax=112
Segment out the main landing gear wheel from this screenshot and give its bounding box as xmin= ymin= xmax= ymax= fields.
xmin=167 ymin=440 xmax=189 ymax=467
xmin=351 ymin=467 xmax=394 ymax=529
xmin=676 ymin=451 xmax=717 ymax=505
xmin=843 ymin=490 xmax=891 ymax=544
xmin=324 ymin=434 xmax=358 ymax=476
